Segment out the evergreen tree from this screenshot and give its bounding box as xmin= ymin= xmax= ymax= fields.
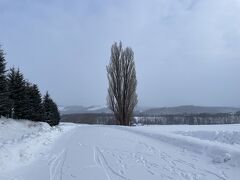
xmin=1 ymin=49 xmax=57 ymax=123
xmin=43 ymin=92 xmax=60 ymax=126
xmin=0 ymin=46 xmax=10 ymax=117
xmin=7 ymin=68 xmax=26 ymax=119
xmin=28 ymin=84 xmax=43 ymax=121
xmin=22 ymin=82 xmax=34 ymax=120
xmin=20 ymin=82 xmax=36 ymax=120
xmin=8 ymin=69 xmax=44 ymax=121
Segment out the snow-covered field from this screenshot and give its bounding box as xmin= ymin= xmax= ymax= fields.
xmin=0 ymin=118 xmax=239 ymax=180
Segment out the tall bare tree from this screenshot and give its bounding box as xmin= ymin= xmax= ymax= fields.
xmin=107 ymin=42 xmax=138 ymax=126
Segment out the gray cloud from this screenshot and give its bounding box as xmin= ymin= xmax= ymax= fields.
xmin=0 ymin=0 xmax=240 ymax=107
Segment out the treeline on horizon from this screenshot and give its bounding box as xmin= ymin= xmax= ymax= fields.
xmin=0 ymin=45 xmax=60 ymax=126
xmin=136 ymin=112 xmax=240 ymax=125
xmin=61 ymin=112 xmax=240 ymax=125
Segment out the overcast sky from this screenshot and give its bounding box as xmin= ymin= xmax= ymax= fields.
xmin=0 ymin=0 xmax=240 ymax=107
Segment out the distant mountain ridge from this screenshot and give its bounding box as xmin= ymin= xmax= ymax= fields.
xmin=142 ymin=105 xmax=240 ymax=115
xmin=59 ymin=105 xmax=110 ymax=114
xmin=59 ymin=105 xmax=240 ymax=115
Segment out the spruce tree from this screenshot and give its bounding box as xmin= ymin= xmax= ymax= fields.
xmin=28 ymin=84 xmax=43 ymax=121
xmin=43 ymin=92 xmax=60 ymax=126
xmin=18 ymin=83 xmax=41 ymax=121
xmin=23 ymin=82 xmax=34 ymax=120
xmin=21 ymin=82 xmax=36 ymax=120
xmin=0 ymin=46 xmax=10 ymax=117
xmin=7 ymin=68 xmax=26 ymax=119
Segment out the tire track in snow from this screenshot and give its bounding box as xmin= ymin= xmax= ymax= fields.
xmin=49 ymin=148 xmax=67 ymax=180
xmin=204 ymin=170 xmax=227 ymax=180
xmin=114 ymin=127 xmax=232 ymax=180
xmin=94 ymin=146 xmax=130 ymax=180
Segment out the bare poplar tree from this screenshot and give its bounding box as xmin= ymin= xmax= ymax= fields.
xmin=107 ymin=42 xmax=138 ymax=126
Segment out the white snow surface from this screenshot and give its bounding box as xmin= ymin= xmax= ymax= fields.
xmin=0 ymin=119 xmax=239 ymax=180
xmin=0 ymin=118 xmax=75 ymax=174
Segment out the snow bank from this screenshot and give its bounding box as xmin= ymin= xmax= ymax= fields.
xmin=0 ymin=117 xmax=76 ymax=173
xmin=123 ymin=125 xmax=240 ymax=167
xmin=175 ymin=130 xmax=240 ymax=145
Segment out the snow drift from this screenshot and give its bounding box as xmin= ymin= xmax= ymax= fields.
xmin=0 ymin=117 xmax=75 ymax=173
xmin=129 ymin=125 xmax=240 ymax=166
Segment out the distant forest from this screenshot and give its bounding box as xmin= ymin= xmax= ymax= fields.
xmin=61 ymin=112 xmax=240 ymax=125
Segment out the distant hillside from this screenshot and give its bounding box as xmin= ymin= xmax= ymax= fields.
xmin=59 ymin=105 xmax=240 ymax=116
xmin=59 ymin=105 xmax=110 ymax=114
xmin=142 ymin=105 xmax=240 ymax=115
xmin=59 ymin=105 xmax=152 ymax=115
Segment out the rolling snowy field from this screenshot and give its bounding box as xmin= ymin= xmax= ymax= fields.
xmin=0 ymin=118 xmax=239 ymax=180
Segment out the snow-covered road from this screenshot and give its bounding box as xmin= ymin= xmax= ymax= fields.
xmin=1 ymin=123 xmax=239 ymax=180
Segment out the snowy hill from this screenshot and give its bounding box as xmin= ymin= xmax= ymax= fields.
xmin=0 ymin=118 xmax=239 ymax=180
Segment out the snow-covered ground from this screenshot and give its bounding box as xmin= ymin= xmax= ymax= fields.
xmin=0 ymin=118 xmax=239 ymax=180
xmin=0 ymin=118 xmax=75 ymax=175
